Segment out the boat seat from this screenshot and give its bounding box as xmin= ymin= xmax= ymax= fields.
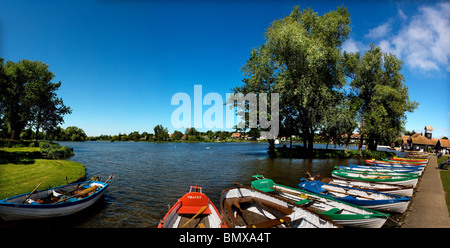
xmin=294 ymin=199 xmax=310 ymax=205
xmin=251 ymin=179 xmax=275 ymax=193
xmin=178 ymin=205 xmax=211 ymax=215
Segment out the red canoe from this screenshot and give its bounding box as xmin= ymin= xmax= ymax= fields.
xmin=158 ymin=185 xmax=225 ymax=228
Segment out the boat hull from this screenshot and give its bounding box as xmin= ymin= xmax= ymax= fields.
xmin=0 ymin=181 xmax=108 ymax=221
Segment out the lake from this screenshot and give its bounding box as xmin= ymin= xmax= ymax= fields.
xmin=7 ymin=141 xmax=406 ymax=228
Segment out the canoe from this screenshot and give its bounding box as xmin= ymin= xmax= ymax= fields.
xmin=220 ymin=185 xmax=340 ymax=228
xmin=158 ymin=185 xmax=225 ymax=228
xmin=335 ymin=166 xmax=421 ymax=177
xmin=365 ymin=159 xmax=427 ymax=166
xmin=251 ymin=176 xmax=388 ymax=228
xmin=331 ymin=169 xmax=419 ymax=187
xmin=337 ymin=164 xmax=423 ymax=175
xmin=0 ymin=177 xmax=111 ymax=221
xmin=298 ymin=180 xmax=410 ymax=213
xmin=306 ymin=173 xmax=414 ymax=197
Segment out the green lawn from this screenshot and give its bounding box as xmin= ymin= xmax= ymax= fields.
xmin=437 ymin=155 xmax=450 ymax=217
xmin=0 ymin=147 xmax=85 ymax=199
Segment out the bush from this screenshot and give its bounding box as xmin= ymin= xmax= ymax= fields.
xmin=39 ymin=141 xmax=74 ymax=159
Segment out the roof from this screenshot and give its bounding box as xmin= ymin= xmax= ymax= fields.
xmin=438 ymin=139 xmax=450 ymax=148
xmin=425 ymin=126 xmax=433 ymax=131
xmin=411 ymin=134 xmax=438 ymax=145
xmin=231 ymin=132 xmax=241 ymax=138
xmin=402 ymin=135 xmax=410 ymax=144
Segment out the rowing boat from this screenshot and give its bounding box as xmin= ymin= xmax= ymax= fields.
xmin=366 ymin=159 xmax=427 ymax=166
xmin=251 ymin=175 xmax=388 ymax=228
xmin=298 ymin=180 xmax=410 ymax=213
xmin=390 ymin=156 xmax=428 ymax=162
xmin=220 ymin=185 xmax=340 ymax=228
xmin=0 ymin=176 xmax=112 ymax=221
xmin=335 ymin=166 xmax=421 ymax=177
xmin=331 ymin=169 xmax=419 ymax=187
xmin=336 ymin=165 xmax=423 ymax=175
xmin=306 ymin=173 xmax=414 ymax=197
xmin=158 ymin=185 xmax=225 ymax=228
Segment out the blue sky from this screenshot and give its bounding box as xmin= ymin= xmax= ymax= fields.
xmin=1 ymin=0 xmax=449 ymax=138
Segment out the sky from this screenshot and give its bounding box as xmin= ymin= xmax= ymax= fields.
xmin=0 ymin=0 xmax=449 ymax=138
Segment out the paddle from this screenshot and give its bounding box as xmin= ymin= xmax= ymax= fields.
xmin=181 ymin=205 xmax=208 ymax=228
xmin=23 ymin=177 xmax=48 ymax=204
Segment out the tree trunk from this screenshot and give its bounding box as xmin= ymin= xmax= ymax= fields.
xmin=267 ymin=139 xmax=276 ymax=157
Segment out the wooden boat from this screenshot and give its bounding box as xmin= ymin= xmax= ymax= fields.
xmin=251 ymin=175 xmax=388 ymax=228
xmin=365 ymin=159 xmax=427 ymax=166
xmin=306 ymin=173 xmax=414 ymax=197
xmin=220 ymin=185 xmax=340 ymax=228
xmin=331 ymin=169 xmax=419 ymax=187
xmin=158 ymin=185 xmax=225 ymax=228
xmin=335 ymin=166 xmax=421 ymax=177
xmin=366 ymin=161 xmax=425 ymax=172
xmin=390 ymin=156 xmax=428 ymax=162
xmin=298 ymin=180 xmax=410 ymax=213
xmin=337 ymin=164 xmax=423 ymax=175
xmin=0 ymin=176 xmax=112 ymax=221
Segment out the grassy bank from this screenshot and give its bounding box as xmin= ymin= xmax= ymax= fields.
xmin=438 ymin=155 xmax=450 ymax=216
xmin=0 ymin=147 xmax=85 ymax=199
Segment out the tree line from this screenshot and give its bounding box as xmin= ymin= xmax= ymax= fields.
xmin=233 ymin=6 xmax=418 ymax=154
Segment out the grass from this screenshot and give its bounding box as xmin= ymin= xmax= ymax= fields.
xmin=0 ymin=147 xmax=85 ymax=199
xmin=438 ymin=155 xmax=450 ymax=216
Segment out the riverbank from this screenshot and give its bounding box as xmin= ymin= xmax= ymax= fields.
xmin=0 ymin=147 xmax=86 ymax=199
xmin=273 ymin=146 xmax=396 ymax=159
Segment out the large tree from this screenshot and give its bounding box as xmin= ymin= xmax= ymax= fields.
xmin=346 ymin=45 xmax=418 ymax=151
xmin=234 ymin=6 xmax=351 ymax=153
xmin=0 ymin=59 xmax=71 ymax=140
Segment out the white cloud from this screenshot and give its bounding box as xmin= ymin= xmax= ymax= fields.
xmin=377 ymin=2 xmax=450 ymax=72
xmin=365 ymin=22 xmax=392 ymax=39
xmin=342 ymin=38 xmax=368 ymax=53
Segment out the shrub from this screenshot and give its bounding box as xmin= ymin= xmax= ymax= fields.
xmin=39 ymin=141 xmax=74 ymax=159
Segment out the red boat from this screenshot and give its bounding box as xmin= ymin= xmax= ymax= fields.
xmin=158 ymin=185 xmax=225 ymax=228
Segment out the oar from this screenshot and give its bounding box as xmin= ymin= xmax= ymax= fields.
xmin=181 ymin=206 xmax=208 ymax=228
xmin=232 ymin=199 xmax=254 ymax=227
xmin=23 ymin=177 xmax=47 ymax=204
xmin=324 ymin=188 xmax=375 ymax=200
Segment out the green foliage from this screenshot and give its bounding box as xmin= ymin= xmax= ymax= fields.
xmin=154 ymin=124 xmax=169 ymax=141
xmin=0 ymin=58 xmax=71 ymax=140
xmin=39 ymin=141 xmax=74 ymax=159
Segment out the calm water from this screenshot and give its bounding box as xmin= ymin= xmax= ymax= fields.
xmin=4 ymin=141 xmax=406 ymax=228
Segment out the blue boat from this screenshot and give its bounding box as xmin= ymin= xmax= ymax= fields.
xmin=298 ymin=179 xmax=410 ymax=213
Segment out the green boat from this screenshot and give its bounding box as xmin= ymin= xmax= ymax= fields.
xmin=251 ymin=175 xmax=389 ymax=228
xmin=331 ymin=169 xmax=419 ymax=187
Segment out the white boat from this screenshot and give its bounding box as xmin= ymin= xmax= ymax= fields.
xmin=299 ymin=180 xmax=411 ymax=213
xmin=0 ymin=177 xmax=112 ymax=221
xmin=332 ymin=170 xmax=419 ymax=187
xmin=307 ymin=174 xmax=414 ymax=197
xmin=220 ymin=186 xmax=340 ymax=228
xmin=251 ymin=176 xmax=388 ymax=228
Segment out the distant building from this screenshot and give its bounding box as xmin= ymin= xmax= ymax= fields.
xmin=231 ymin=132 xmax=241 ymax=139
xmin=402 ymin=126 xmax=442 ymax=152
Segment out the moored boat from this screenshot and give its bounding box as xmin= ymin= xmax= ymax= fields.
xmin=298 ymin=180 xmax=410 ymax=213
xmin=0 ymin=176 xmax=112 ymax=221
xmin=306 ymin=173 xmax=414 ymax=197
xmin=366 ymin=159 xmax=427 ymax=166
xmin=220 ymin=185 xmax=340 ymax=228
xmin=335 ymin=166 xmax=421 ymax=177
xmin=158 ymin=185 xmax=225 ymax=228
xmin=390 ymin=156 xmax=428 ymax=162
xmin=337 ymin=165 xmax=423 ymax=175
xmin=251 ymin=175 xmax=388 ymax=228
xmin=331 ymin=169 xmax=419 ymax=187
